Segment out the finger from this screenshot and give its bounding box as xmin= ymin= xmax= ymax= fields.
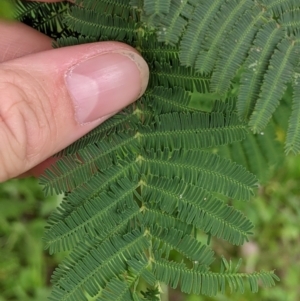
xmin=0 ymin=20 xmax=53 ymax=63
xmin=0 ymin=42 xmax=149 ymax=181
xmin=17 ymin=156 xmax=58 ymax=178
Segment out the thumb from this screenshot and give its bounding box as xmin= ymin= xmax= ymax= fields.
xmin=0 ymin=42 xmax=149 ymax=181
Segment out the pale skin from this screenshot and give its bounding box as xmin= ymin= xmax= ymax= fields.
xmin=0 ymin=0 xmax=149 ymax=181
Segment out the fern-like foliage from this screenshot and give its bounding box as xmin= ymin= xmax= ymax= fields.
xmin=213 ymin=118 xmax=284 ymax=183
xmin=14 ymin=0 xmax=70 ymax=38
xmin=14 ymin=0 xmax=286 ymax=300
xmin=141 ymin=0 xmax=300 ymax=153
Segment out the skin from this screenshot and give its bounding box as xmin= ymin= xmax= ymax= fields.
xmin=0 ymin=0 xmax=149 ymax=181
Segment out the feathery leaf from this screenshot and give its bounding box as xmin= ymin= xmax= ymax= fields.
xmin=211 ymin=7 xmax=265 ymax=94
xmin=195 ymin=0 xmax=253 ymax=73
xmin=249 ymin=36 xmax=300 ymax=133
xmin=179 ymin=0 xmax=223 ymax=67
xmin=285 ymin=70 xmax=300 ymax=154
xmin=238 ymin=21 xmax=284 ymax=120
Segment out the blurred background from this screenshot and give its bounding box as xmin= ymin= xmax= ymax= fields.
xmin=0 ymin=155 xmax=300 ymax=301
xmin=0 ymin=0 xmax=15 ymax=20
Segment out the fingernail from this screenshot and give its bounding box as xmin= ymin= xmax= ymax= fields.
xmin=65 ymin=50 xmax=149 ymax=124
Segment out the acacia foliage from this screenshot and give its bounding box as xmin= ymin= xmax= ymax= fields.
xmin=13 ymin=0 xmax=295 ymax=300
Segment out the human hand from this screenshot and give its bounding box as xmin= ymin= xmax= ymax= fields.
xmin=0 ymin=0 xmax=149 ymax=182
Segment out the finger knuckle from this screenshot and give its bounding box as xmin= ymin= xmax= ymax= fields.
xmin=0 ymin=68 xmax=54 ymax=179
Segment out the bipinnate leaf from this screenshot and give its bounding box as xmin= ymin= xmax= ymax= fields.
xmin=14 ymin=0 xmax=286 ymax=300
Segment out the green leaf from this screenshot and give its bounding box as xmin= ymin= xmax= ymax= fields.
xmin=156 ymin=0 xmax=196 ymax=45
xmin=49 ymin=229 xmax=150 ymax=301
xmin=249 ymin=37 xmax=300 ymax=133
xmin=179 ymin=0 xmax=223 ymax=67
xmin=238 ymin=21 xmax=284 ymax=120
xmin=44 ymin=177 xmax=139 ymax=253
xmin=285 ymin=70 xmax=300 ymax=154
xmin=143 ymin=176 xmax=253 ymax=245
xmin=142 ymin=149 xmax=257 ymax=201
xmin=210 ymin=7 xmax=265 ymax=94
xmin=153 ymin=257 xmax=278 ymax=296
xmin=143 ymin=0 xmax=171 ymax=17
xmin=65 ymin=6 xmax=138 ymax=42
xmin=195 ymin=0 xmax=253 ymax=73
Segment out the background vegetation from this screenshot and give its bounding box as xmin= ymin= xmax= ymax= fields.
xmin=0 ymin=0 xmax=15 ymax=19
xmin=0 ymin=154 xmax=299 ymax=301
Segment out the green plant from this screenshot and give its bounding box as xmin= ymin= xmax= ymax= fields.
xmin=0 ymin=0 xmax=15 ymax=19
xmin=0 ymin=178 xmax=62 ymax=301
xmin=13 ymin=0 xmax=300 ymax=300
